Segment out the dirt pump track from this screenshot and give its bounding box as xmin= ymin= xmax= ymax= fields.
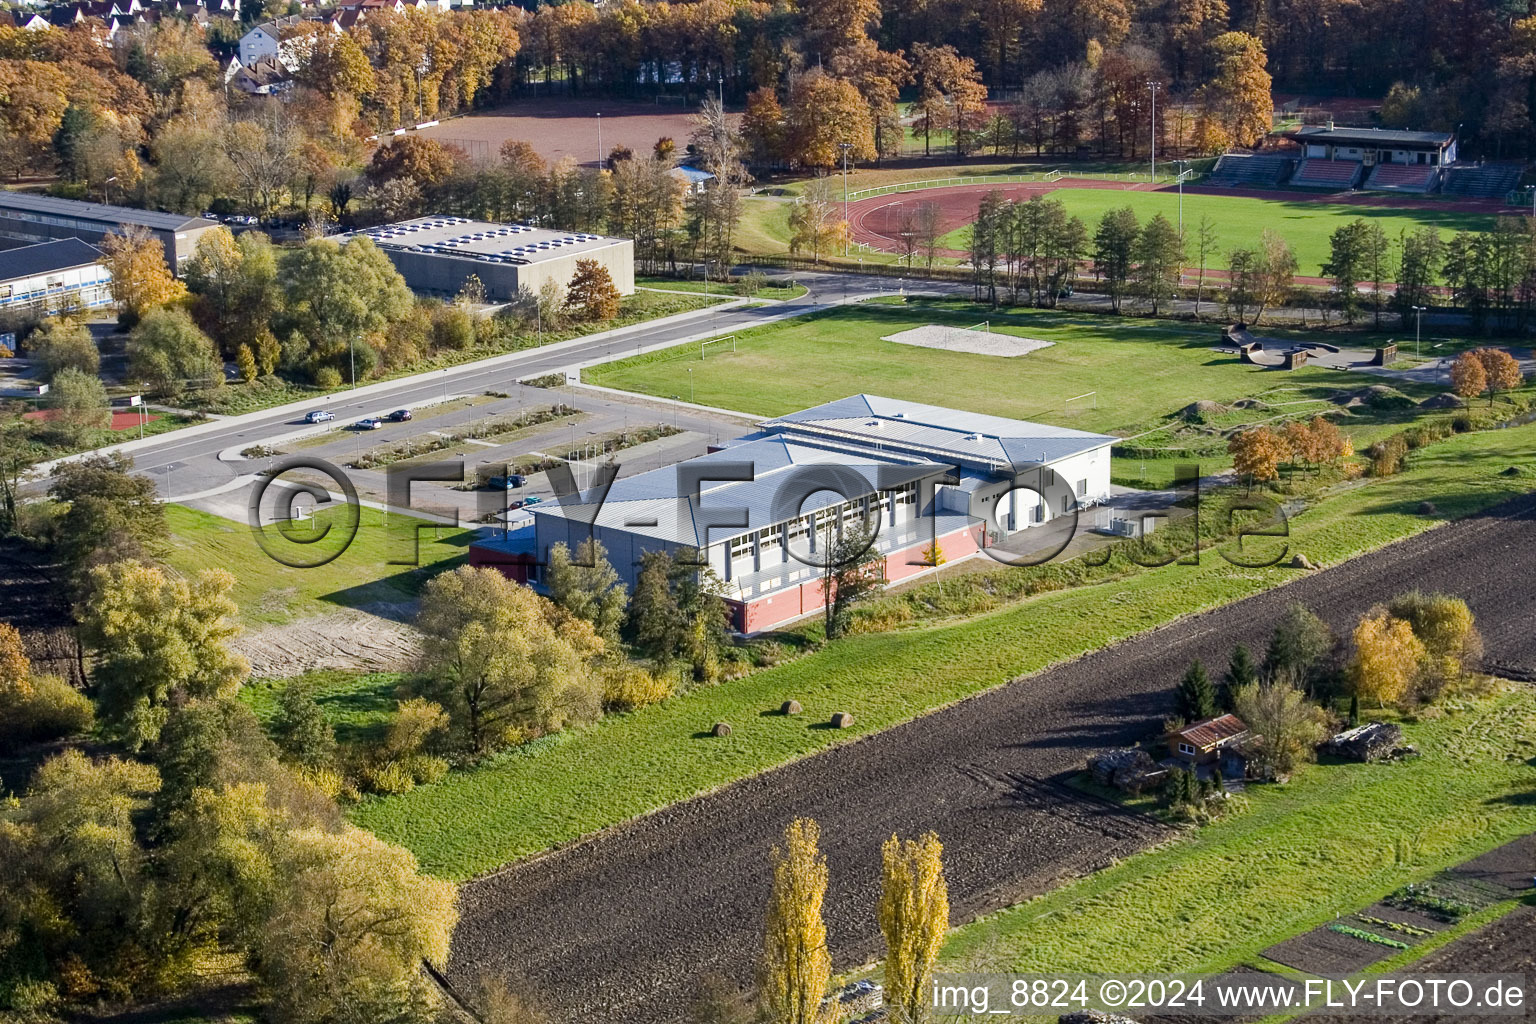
xmin=448 ymin=493 xmax=1536 ymax=1023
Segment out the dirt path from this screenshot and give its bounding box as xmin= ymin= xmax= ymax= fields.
xmin=449 ymin=492 xmax=1536 ymax=1022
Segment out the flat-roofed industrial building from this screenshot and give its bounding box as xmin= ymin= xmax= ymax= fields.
xmin=339 ymin=216 xmax=635 ymax=302
xmin=0 ymin=192 xmax=219 ymax=275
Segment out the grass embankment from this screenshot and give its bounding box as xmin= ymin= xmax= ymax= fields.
xmin=939 ymin=683 xmax=1536 ymax=975
xmin=348 ymin=419 xmax=1536 ymax=879
xmin=935 ymin=189 xmax=1496 ymax=277
xmin=163 ymin=504 xmax=470 ymax=627
xmin=638 ymin=275 xmax=809 ymax=301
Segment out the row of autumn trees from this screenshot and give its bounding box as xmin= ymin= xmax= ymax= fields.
xmin=962 ymin=190 xmax=1536 ymax=335
xmin=0 ymin=10 xmax=521 ymax=200
xmin=0 ymin=454 xmax=458 ymax=1022
xmin=62 ymin=221 xmax=621 ymax=399
xmin=747 ymin=819 xmax=948 ymax=1024
xmin=419 ymin=0 xmax=1536 ymax=158
xmin=736 ymin=21 xmax=1272 ymax=170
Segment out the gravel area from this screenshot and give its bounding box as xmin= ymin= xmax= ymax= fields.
xmin=882 ymin=323 xmax=1056 ymax=357
xmin=449 ymin=493 xmax=1536 ymax=1023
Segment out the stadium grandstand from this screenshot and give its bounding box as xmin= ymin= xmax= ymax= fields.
xmin=1441 ymin=163 xmax=1524 ymax=199
xmin=1203 ymin=154 xmax=1295 ymax=188
xmin=1288 ymin=158 xmax=1364 ymax=189
xmin=1203 ymin=124 xmax=1526 ymax=198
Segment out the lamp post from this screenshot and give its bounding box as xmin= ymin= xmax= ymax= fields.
xmin=349 ymin=333 xmax=357 ymax=389
xmin=596 ymin=112 xmax=603 ymax=167
xmin=1411 ymin=304 xmax=1426 ymax=358
xmin=1176 ymin=159 xmax=1188 ymax=234
xmin=687 ymin=366 xmax=693 ymax=404
xmin=839 ymin=141 xmax=853 ymax=256
xmin=1146 ymin=81 xmax=1160 ymax=182
xmin=1526 ymin=184 xmax=1535 ymax=219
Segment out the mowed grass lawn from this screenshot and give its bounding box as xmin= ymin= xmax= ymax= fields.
xmin=243 ymin=670 xmax=404 ymax=745
xmin=936 ymin=189 xmax=1497 ymax=277
xmin=941 ymin=683 xmax=1536 ymax=976
xmin=349 ymin=419 xmax=1536 ymax=879
xmin=583 ymin=299 xmax=1412 ymax=437
xmin=164 ymin=504 xmax=470 ymax=627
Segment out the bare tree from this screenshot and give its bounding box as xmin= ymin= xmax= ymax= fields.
xmin=224 ymin=105 xmax=299 ymax=220
xmin=1194 ymin=214 xmax=1218 ymax=317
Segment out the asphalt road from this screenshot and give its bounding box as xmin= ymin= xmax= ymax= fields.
xmin=448 ymin=492 xmax=1536 ymax=1022
xmin=117 ymin=271 xmax=934 ymax=499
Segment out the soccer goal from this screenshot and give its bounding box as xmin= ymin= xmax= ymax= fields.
xmin=701 ymin=335 xmax=737 ymax=359
xmin=1065 ymin=390 xmax=1098 ymax=413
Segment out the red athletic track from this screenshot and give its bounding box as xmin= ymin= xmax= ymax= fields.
xmin=847 ymin=177 xmax=1522 ymax=288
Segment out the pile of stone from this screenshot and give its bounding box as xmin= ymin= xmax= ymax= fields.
xmin=1088 ymin=749 xmax=1166 ymax=794
xmin=1322 ymin=721 xmax=1414 ymax=762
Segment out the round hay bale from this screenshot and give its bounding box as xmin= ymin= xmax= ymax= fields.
xmin=1291 ymin=553 xmax=1316 ymax=570
xmin=1418 ymin=500 xmax=1438 ymax=515
xmin=711 ymin=721 xmax=732 ymax=737
xmin=830 ymin=711 xmax=854 ymax=729
xmin=780 ymin=699 xmax=802 ymax=715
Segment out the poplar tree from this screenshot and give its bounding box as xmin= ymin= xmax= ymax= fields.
xmin=762 ymin=818 xmax=833 ymax=1024
xmin=879 ymin=832 xmax=950 ymax=1024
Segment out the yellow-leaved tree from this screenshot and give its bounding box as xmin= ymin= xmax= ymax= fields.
xmin=416 ymin=564 xmax=604 ymax=752
xmin=1349 ymin=609 xmax=1425 ymax=706
xmin=762 ymin=818 xmax=834 ymax=1024
xmin=252 ymin=825 xmax=458 ymax=1024
xmin=1386 ymin=591 xmax=1482 ymax=700
xmin=879 ymin=832 xmax=950 ymax=1024
xmin=77 ymin=561 xmax=248 ymax=749
xmin=99 ymin=225 xmax=186 ymax=327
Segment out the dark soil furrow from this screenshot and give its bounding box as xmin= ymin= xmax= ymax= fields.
xmin=449 ymin=493 xmax=1536 ymax=1023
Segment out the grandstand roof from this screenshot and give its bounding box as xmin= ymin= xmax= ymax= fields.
xmin=1292 ymin=125 xmax=1454 ymax=148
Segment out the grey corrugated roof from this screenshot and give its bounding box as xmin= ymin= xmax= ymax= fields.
xmin=532 ymin=435 xmax=945 ymax=547
xmin=533 ymin=395 xmax=1116 ymax=547
xmin=0 ymin=191 xmax=216 ymax=233
xmin=0 ymin=239 xmax=102 ymax=281
xmin=765 ymin=394 xmax=1115 ymax=470
xmin=1293 ymin=126 xmax=1453 ymax=147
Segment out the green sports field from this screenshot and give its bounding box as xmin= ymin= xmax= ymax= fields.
xmin=934 ymin=188 xmax=1498 ymax=277
xmin=583 ymin=298 xmax=1421 ymax=438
